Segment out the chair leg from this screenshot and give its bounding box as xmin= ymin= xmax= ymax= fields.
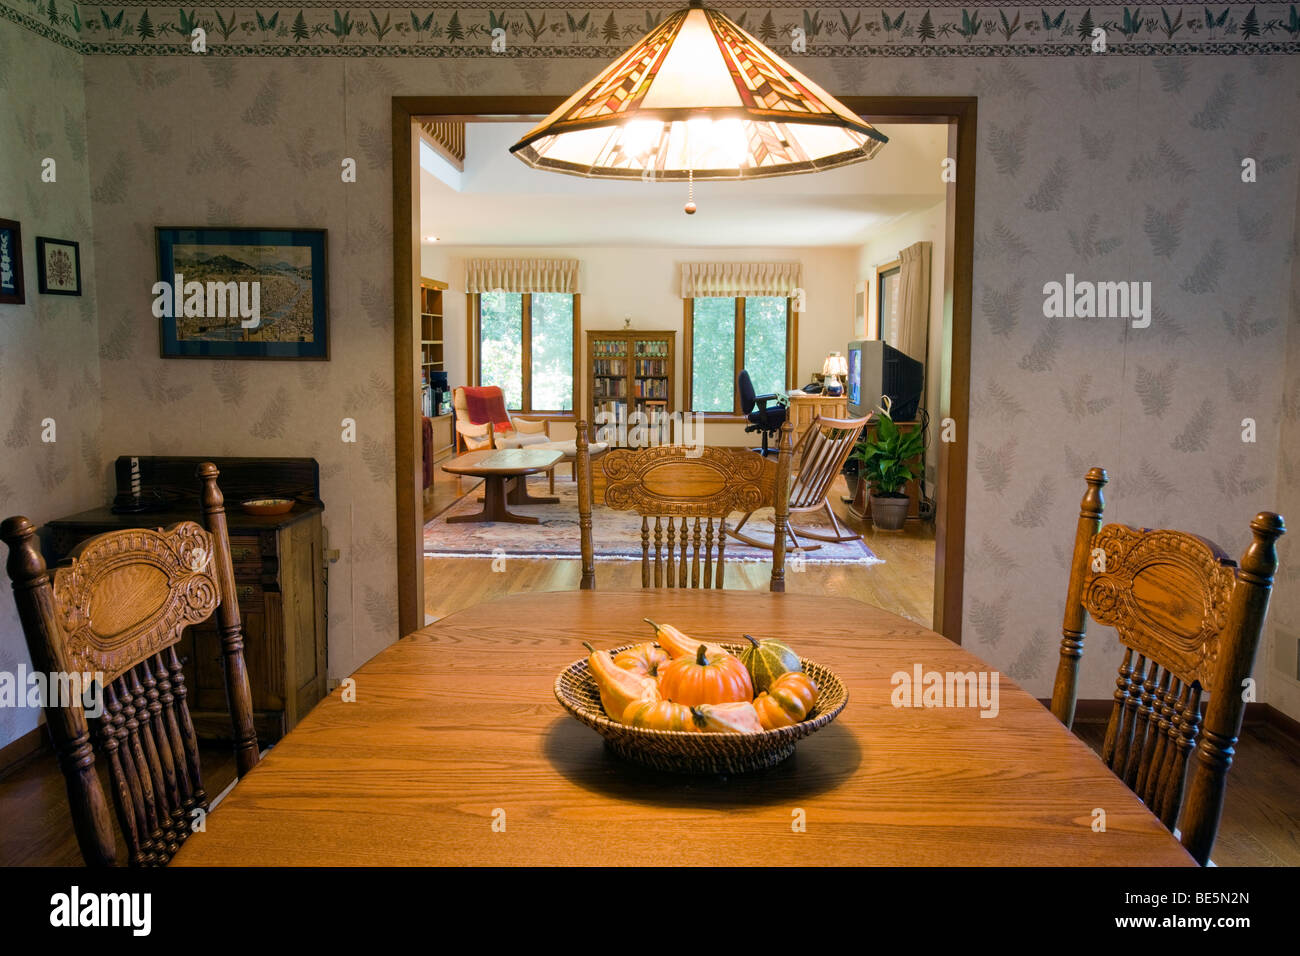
xmin=725 ymin=512 xmax=772 ymax=550
xmin=790 ymin=500 xmax=863 ymax=544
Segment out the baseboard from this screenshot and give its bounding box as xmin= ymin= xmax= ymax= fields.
xmin=1040 ymin=698 xmax=1300 ymax=743
xmin=1264 ymin=704 xmax=1300 ymax=743
xmin=0 ymin=724 xmax=50 ymax=779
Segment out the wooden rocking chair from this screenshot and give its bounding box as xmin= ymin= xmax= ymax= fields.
xmin=729 ymin=415 xmax=869 ymax=552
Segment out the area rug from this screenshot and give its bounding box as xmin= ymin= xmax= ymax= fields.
xmin=423 ymin=475 xmax=881 ymax=566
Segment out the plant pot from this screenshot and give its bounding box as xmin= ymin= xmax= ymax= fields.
xmin=869 ymin=494 xmax=909 ymax=531
xmin=844 ymin=473 xmax=861 ymax=501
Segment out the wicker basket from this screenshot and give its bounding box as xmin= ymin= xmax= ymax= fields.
xmin=554 ymin=643 xmax=849 ymax=774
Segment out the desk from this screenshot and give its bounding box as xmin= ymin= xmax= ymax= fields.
xmin=174 ymin=592 xmax=1193 ymax=866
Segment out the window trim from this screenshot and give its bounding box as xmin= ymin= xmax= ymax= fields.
xmin=467 ymin=291 xmax=581 ymax=419
xmin=683 ymin=296 xmax=797 ymax=418
xmin=874 ymin=259 xmax=901 ymax=342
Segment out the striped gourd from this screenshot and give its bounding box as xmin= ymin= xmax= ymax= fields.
xmin=739 ymin=634 xmax=801 ymax=694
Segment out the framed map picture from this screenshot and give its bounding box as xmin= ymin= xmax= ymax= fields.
xmin=0 ymin=218 xmax=25 ymax=305
xmin=36 ymin=237 xmax=82 ymax=296
xmin=155 ymin=227 xmax=328 ymax=360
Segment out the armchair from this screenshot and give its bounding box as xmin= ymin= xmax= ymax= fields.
xmin=452 ymin=386 xmax=550 ymax=453
xmin=739 ymin=370 xmax=788 ymax=457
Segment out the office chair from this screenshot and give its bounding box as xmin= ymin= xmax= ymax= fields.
xmin=739 ymin=370 xmax=787 ymax=457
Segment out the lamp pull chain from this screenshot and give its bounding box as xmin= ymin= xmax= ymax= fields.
xmin=684 ymin=168 xmax=697 ymax=215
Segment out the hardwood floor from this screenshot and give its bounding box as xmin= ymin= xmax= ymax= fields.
xmin=423 ymin=474 xmax=937 ymax=628
xmin=0 ymin=741 xmax=238 ymax=867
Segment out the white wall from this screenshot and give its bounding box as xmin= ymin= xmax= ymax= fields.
xmin=855 ymin=200 xmax=948 ymax=485
xmin=422 ymin=243 xmax=860 ymax=446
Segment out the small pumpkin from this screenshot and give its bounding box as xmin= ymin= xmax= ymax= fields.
xmin=613 ymin=641 xmax=672 ymax=679
xmin=739 ymin=633 xmax=802 ymax=694
xmin=584 ymin=641 xmax=658 ymax=721
xmin=753 ymin=671 xmax=821 ymax=730
xmin=658 ymin=644 xmax=754 ymax=707
xmin=622 ymin=696 xmax=699 ymax=732
xmin=692 ymin=701 xmax=764 ymax=734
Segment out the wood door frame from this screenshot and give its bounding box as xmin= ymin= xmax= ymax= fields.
xmin=392 ymin=95 xmax=975 ymax=645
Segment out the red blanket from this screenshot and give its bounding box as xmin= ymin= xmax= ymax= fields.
xmin=463 ymin=386 xmax=512 ymax=433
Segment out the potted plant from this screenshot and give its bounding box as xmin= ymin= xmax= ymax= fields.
xmin=853 ymin=401 xmax=924 ymax=531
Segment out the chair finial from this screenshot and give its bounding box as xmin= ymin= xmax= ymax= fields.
xmin=1079 ymin=466 xmax=1107 ymax=519
xmin=1241 ymin=511 xmax=1285 ymax=583
xmin=198 ymin=461 xmax=225 ymax=510
xmin=1 ymin=516 xmax=47 ymax=585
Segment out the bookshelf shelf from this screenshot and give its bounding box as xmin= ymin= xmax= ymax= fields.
xmin=586 ymin=329 xmax=675 ymax=447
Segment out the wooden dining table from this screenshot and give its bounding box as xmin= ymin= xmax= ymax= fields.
xmin=174 ymin=591 xmax=1194 ymax=866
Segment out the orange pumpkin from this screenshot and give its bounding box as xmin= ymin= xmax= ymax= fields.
xmin=658 ymin=644 xmax=753 ymax=707
xmin=622 ymin=696 xmax=699 ymax=732
xmin=613 ymin=641 xmax=672 ymax=679
xmin=753 ymin=671 xmax=820 ymax=730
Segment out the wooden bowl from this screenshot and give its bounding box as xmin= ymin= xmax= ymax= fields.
xmin=240 ymin=498 xmax=295 ymax=516
xmin=555 ymin=643 xmax=848 ymax=774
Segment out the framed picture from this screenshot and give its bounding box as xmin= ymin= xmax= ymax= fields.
xmin=0 ymin=218 xmax=25 ymax=305
xmin=36 ymin=237 xmax=82 ymax=296
xmin=155 ymin=227 xmax=328 ymax=360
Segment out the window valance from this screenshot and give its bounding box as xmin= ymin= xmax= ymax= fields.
xmin=465 ymin=258 xmax=580 ymax=294
xmin=680 ymin=262 xmax=802 ymax=299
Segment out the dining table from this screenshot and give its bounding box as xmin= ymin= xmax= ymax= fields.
xmin=173 ymin=591 xmax=1194 ymax=866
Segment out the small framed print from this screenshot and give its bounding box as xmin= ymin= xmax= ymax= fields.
xmin=0 ymin=218 xmax=24 ymax=305
xmin=36 ymin=237 xmax=82 ymax=296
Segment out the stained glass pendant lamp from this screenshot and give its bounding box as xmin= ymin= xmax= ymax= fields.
xmin=509 ymin=0 xmax=887 ymax=198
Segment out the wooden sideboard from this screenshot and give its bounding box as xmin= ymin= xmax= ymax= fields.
xmin=45 ymin=456 xmax=329 ymax=745
xmin=786 ymin=391 xmax=850 ymax=445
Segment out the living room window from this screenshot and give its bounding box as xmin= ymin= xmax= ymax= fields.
xmin=685 ymin=296 xmax=794 ymax=415
xmin=472 ymin=291 xmax=578 ymax=415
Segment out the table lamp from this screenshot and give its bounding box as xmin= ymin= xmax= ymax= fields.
xmin=822 ymin=352 xmax=848 ymax=395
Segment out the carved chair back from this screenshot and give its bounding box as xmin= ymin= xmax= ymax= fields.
xmin=1050 ymin=467 xmax=1285 ymax=865
xmin=1 ymin=462 xmax=260 ymax=866
xmin=576 ymin=420 xmax=794 ymax=591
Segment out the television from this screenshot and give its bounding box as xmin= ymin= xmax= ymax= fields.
xmin=847 ymin=339 xmax=924 ymax=421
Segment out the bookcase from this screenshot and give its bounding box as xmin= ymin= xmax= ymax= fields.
xmin=587 ymin=329 xmax=675 ymax=446
xmin=420 ymin=278 xmax=447 ymax=398
xmin=420 ymin=278 xmax=453 ymax=463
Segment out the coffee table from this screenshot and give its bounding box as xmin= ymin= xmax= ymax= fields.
xmin=440 ymin=448 xmax=563 ymax=524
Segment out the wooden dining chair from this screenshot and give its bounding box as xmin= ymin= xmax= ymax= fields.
xmin=575 ymin=420 xmax=794 ymax=591
xmin=0 ymin=462 xmax=260 ymax=867
xmin=1050 ymin=466 xmax=1285 ymax=865
xmin=729 ymin=414 xmax=869 ymax=552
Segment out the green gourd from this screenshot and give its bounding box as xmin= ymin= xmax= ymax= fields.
xmin=739 ymin=634 xmax=801 ymax=694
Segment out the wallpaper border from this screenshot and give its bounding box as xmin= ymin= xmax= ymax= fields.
xmin=4 ymin=1 xmax=1300 ymax=55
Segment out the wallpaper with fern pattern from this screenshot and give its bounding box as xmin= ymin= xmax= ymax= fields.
xmin=0 ymin=4 xmax=1298 ymax=746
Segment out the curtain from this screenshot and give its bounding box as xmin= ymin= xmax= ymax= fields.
xmin=895 ymin=241 xmax=931 ymax=361
xmin=680 ymin=261 xmax=802 ymax=299
xmin=465 ymin=258 xmax=579 ymax=293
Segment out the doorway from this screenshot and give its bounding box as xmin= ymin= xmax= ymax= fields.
xmin=391 ymin=96 xmax=975 ymax=641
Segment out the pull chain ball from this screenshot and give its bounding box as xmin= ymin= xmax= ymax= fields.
xmin=684 ymin=169 xmax=697 ymax=215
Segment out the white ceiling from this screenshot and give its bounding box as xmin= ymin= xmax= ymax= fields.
xmin=420 ymin=121 xmax=947 ymax=249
